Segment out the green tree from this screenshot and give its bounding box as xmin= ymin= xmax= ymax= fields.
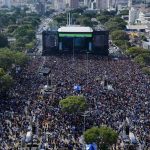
xmin=113 ymin=40 xmax=130 ymax=51
xmin=0 ymin=33 xmax=8 ymax=48
xmin=0 ymin=68 xmax=13 ymax=94
xmin=0 ymin=68 xmax=5 ymax=76
xmin=84 ymin=127 xmax=100 ymax=144
xmin=111 ymin=30 xmax=129 ymax=41
xmin=142 ymin=67 xmax=150 ymax=75
xmin=59 ymin=96 xmax=87 ymax=114
xmin=84 ymin=126 xmax=118 ymax=150
xmin=97 ymin=15 xmax=110 ymax=24
xmin=0 ymin=48 xmax=29 ymax=70
xmin=126 ymin=47 xmax=149 ymax=57
xmin=105 ymin=17 xmax=127 ymax=32
xmin=7 ymin=25 xmax=18 ymax=33
xmin=134 ymin=53 xmax=150 ymax=66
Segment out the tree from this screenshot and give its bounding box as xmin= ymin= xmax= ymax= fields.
xmin=84 ymin=126 xmax=118 ymax=150
xmin=97 ymin=15 xmax=110 ymax=24
xmin=84 ymin=127 xmax=100 ymax=144
xmin=59 ymin=96 xmax=87 ymax=114
xmin=111 ymin=30 xmax=129 ymax=41
xmin=105 ymin=17 xmax=127 ymax=32
xmin=142 ymin=67 xmax=150 ymax=75
xmin=99 ymin=126 xmax=118 ymax=149
xmin=126 ymin=47 xmax=149 ymax=57
xmin=0 ymin=33 xmax=8 ymax=48
xmin=0 ymin=68 xmax=13 ymax=95
xmin=134 ymin=53 xmax=150 ymax=66
xmin=0 ymin=48 xmax=29 ymax=70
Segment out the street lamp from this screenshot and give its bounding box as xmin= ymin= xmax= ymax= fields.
xmin=73 ymin=37 xmax=75 ymax=62
xmin=81 ymin=111 xmax=90 ymax=132
xmin=81 ymin=111 xmax=90 ymax=150
xmin=86 ymin=51 xmax=90 ymax=87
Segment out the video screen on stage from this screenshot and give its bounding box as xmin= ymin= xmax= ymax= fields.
xmin=43 ymin=31 xmax=58 ymax=49
xmin=61 ymin=37 xmax=73 ymax=51
xmin=74 ymin=37 xmax=90 ymax=50
xmin=60 ymin=37 xmax=91 ymax=52
xmin=93 ymin=35 xmax=107 ymax=47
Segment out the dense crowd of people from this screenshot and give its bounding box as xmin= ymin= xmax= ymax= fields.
xmin=0 ymin=54 xmax=149 ymax=149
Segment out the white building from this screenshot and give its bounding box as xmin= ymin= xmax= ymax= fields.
xmin=143 ymin=39 xmax=150 ymax=50
xmin=1 ymin=0 xmax=12 ymax=8
xmin=137 ymin=11 xmax=150 ymax=24
xmin=84 ymin=0 xmax=91 ymax=7
xmin=128 ymin=7 xmax=139 ymax=25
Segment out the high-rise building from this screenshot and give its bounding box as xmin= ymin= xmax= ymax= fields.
xmin=53 ymin=0 xmax=66 ymax=10
xmin=84 ymin=0 xmax=91 ymax=7
xmin=65 ymin=0 xmax=79 ymax=9
xmin=96 ymin=0 xmax=108 ymax=10
xmin=2 ymin=0 xmax=12 ymax=8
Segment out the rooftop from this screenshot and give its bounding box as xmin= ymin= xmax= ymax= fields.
xmin=58 ymin=26 xmax=93 ymax=33
xmin=126 ymin=24 xmax=148 ymax=30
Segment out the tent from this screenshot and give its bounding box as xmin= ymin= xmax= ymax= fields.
xmin=86 ymin=143 xmax=97 ymax=150
xmin=73 ymin=85 xmax=81 ymax=91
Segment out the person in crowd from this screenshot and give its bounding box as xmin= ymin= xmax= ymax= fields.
xmin=0 ymin=55 xmax=149 ymax=149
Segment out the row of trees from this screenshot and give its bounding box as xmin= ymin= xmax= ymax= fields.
xmin=0 ymin=68 xmax=13 ymax=96
xmin=59 ymin=96 xmax=118 ymax=150
xmin=126 ymin=47 xmax=150 ymax=74
xmin=0 ymin=8 xmax=39 ymax=95
xmin=0 ymin=8 xmax=41 ymax=51
xmin=0 ymin=48 xmax=29 ymax=95
xmin=0 ymin=48 xmax=29 ymax=71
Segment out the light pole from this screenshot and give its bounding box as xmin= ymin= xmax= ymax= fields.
xmin=81 ymin=111 xmax=90 ymax=132
xmin=86 ymin=51 xmax=90 ymax=87
xmin=73 ymin=37 xmax=75 ymax=61
xmin=81 ymin=111 xmax=90 ymax=150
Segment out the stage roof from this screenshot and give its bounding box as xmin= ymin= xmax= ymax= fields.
xmin=58 ymin=26 xmax=93 ymax=33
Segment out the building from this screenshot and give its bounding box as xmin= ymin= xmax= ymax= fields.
xmin=3 ymin=0 xmax=12 ymax=8
xmin=128 ymin=7 xmax=139 ymax=24
xmin=65 ymin=0 xmax=79 ymax=9
xmin=96 ymin=0 xmax=108 ymax=10
xmin=126 ymin=24 xmax=148 ymax=32
xmin=35 ymin=2 xmax=46 ymax=15
xmin=84 ymin=0 xmax=91 ymax=7
xmin=137 ymin=10 xmax=150 ymax=24
xmin=143 ymin=39 xmax=150 ymax=50
xmin=54 ymin=0 xmax=66 ymax=10
xmin=42 ymin=25 xmax=109 ymax=56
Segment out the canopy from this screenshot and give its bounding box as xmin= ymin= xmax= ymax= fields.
xmin=86 ymin=144 xmax=97 ymax=150
xmin=74 ymin=85 xmax=81 ymax=91
xmin=58 ymin=26 xmax=93 ymax=33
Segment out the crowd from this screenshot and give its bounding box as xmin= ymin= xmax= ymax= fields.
xmin=0 ymin=54 xmax=149 ymax=149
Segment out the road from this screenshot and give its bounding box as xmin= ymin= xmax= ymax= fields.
xmin=36 ymin=17 xmax=53 ymax=55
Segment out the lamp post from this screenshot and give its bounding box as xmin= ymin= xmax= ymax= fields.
xmin=81 ymin=111 xmax=90 ymax=132
xmin=86 ymin=51 xmax=90 ymax=87
xmin=73 ymin=37 xmax=75 ymax=61
xmin=81 ymin=111 xmax=90 ymax=150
